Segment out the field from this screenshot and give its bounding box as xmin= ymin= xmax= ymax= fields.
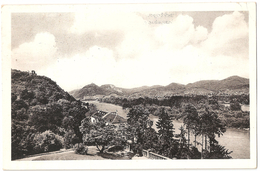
xmin=84 ymin=100 xmax=129 ymax=118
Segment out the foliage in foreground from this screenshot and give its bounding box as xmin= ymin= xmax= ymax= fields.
xmin=33 ymin=130 xmax=63 ymax=153
xmin=11 ymin=69 xmax=88 ymax=160
xmin=73 ymin=143 xmax=88 ymax=155
xmin=63 ymin=130 xmax=80 ymax=149
xmin=125 ymin=105 xmax=232 ymax=159
xmin=80 ymin=117 xmax=127 ymax=153
xmin=11 ymin=130 xmax=63 ymax=159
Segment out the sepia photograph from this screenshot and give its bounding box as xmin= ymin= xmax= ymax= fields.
xmin=2 ymin=2 xmax=257 ymax=170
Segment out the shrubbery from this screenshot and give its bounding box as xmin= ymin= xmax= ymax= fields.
xmin=63 ymin=130 xmax=80 ymax=149
xmin=73 ymin=143 xmax=88 ymax=155
xmin=107 ymin=145 xmax=124 ymax=152
xmin=33 ymin=131 xmax=63 ymax=153
xmin=11 ymin=70 xmax=89 ymax=159
xmin=230 ymin=102 xmax=241 ymax=111
xmin=11 ymin=129 xmax=64 ymax=160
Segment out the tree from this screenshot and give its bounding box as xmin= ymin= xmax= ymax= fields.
xmin=12 ymin=99 xmax=28 ymax=111
xmin=197 ymin=107 xmax=226 ymax=158
xmin=62 ymin=116 xmax=75 ymax=131
xmin=35 ymin=91 xmax=48 ymax=104
xmin=189 ymin=146 xmax=201 ymax=159
xmin=28 ymin=103 xmax=63 ymax=133
xmin=156 ymin=108 xmax=174 ymax=138
xmin=182 ymin=104 xmax=199 ymax=149
xmin=33 ymin=130 xmax=63 ymax=153
xmin=127 ymin=105 xmax=149 ymax=126
xmin=11 ymin=93 xmax=17 ymax=103
xmin=127 ymin=105 xmax=150 ymax=145
xmin=177 ymin=126 xmax=187 ymax=147
xmin=67 ymin=101 xmax=88 ymax=141
xmin=12 ymin=99 xmax=29 ymax=121
xmin=12 ymin=121 xmax=33 ymax=159
xmin=206 ymin=144 xmax=232 ymax=159
xmin=63 ymin=130 xmax=80 ymax=149
xmin=230 ymin=102 xmax=241 ymax=111
xmin=80 ymin=117 xmax=126 ymax=153
xmin=20 ymin=89 xmax=35 ymax=101
xmin=142 ymin=127 xmax=158 ymax=150
xmin=126 ymin=105 xmax=156 ymax=156
xmin=156 ymin=108 xmax=175 ymax=156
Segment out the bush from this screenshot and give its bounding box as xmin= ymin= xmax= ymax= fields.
xmin=230 ymin=102 xmax=241 ymax=111
xmin=33 ymin=130 xmax=63 ymax=153
xmin=189 ymin=146 xmax=201 ymax=159
xmin=73 ymin=143 xmax=88 ymax=155
xmin=235 ymin=112 xmax=243 ymax=118
xmin=107 ymin=145 xmax=124 ymax=152
xmin=63 ymin=130 xmax=80 ymax=149
xmin=206 ymin=144 xmax=232 ymax=159
xmin=11 ymin=122 xmax=36 ymax=160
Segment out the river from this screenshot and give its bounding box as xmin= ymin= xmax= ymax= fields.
xmin=87 ymin=101 xmax=250 ymax=159
xmin=149 ymin=115 xmax=250 ymax=159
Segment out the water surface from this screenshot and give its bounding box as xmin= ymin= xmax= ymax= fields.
xmin=87 ymin=101 xmax=250 ymax=159
xmin=150 ymin=116 xmax=250 ymax=159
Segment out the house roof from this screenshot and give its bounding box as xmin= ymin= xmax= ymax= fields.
xmin=103 ymin=112 xmax=127 ymax=124
xmin=91 ymin=110 xmax=108 ymax=118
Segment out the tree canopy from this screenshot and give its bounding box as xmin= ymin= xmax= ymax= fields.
xmin=80 ymin=117 xmax=127 ymax=153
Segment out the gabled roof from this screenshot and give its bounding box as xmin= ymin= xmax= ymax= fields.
xmin=91 ymin=110 xmax=108 ymax=118
xmin=103 ymin=112 xmax=127 ymax=124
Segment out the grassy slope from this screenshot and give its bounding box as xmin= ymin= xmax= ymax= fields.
xmin=32 ymin=146 xmax=134 ymax=160
xmin=33 ymin=147 xmax=104 ymax=160
xmin=84 ymin=101 xmax=129 ymax=119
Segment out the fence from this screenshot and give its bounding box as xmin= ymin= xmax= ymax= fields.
xmin=142 ymin=150 xmax=171 ymax=160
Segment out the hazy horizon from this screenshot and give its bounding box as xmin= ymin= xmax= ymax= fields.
xmin=75 ymin=75 xmax=249 ymax=91
xmin=12 ymin=68 xmax=249 ymax=91
xmin=11 ymin=9 xmax=249 ymax=92
xmin=71 ymin=74 xmax=249 ymax=91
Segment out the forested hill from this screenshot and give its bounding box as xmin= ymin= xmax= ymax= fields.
xmin=186 ymin=76 xmax=249 ymax=92
xmin=11 ymin=69 xmax=88 ymax=160
xmin=70 ymin=76 xmax=249 ymax=99
xmin=12 ymin=69 xmax=75 ymax=104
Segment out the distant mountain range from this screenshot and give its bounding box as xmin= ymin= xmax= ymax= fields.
xmin=69 ymin=76 xmax=249 ymax=99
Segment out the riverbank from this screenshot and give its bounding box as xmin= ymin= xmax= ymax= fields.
xmin=83 ymin=101 xmax=250 ymax=159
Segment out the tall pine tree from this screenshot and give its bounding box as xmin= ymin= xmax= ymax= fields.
xmin=156 ymin=108 xmax=175 ymax=156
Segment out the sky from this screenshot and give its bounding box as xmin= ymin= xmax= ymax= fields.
xmin=11 ymin=10 xmax=249 ymax=91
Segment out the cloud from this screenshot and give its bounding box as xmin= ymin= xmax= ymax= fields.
xmin=12 ymin=32 xmax=57 ymax=71
xmin=70 ymin=11 xmax=155 ymax=60
xmin=115 ymin=26 xmax=155 ymax=59
xmin=190 ymin=26 xmax=208 ymax=44
xmin=154 ymin=15 xmax=209 ymax=50
xmin=38 ymin=46 xmax=116 ymax=91
xmin=201 ymin=11 xmax=248 ymax=57
xmin=38 ymin=42 xmax=248 ymax=92
xmin=145 ymin=45 xmax=249 ymax=85
xmin=11 ymin=13 xmax=74 ymax=50
xmin=12 ymin=12 xmax=249 ymax=91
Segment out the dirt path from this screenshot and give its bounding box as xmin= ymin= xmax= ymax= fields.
xmin=15 ymin=149 xmax=74 ymax=161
